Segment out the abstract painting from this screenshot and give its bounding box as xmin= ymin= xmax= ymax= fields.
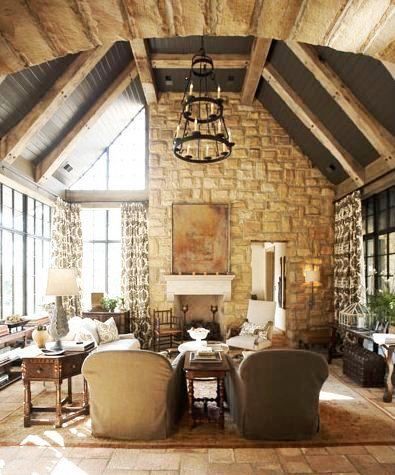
xmin=172 ymin=204 xmax=229 ymax=274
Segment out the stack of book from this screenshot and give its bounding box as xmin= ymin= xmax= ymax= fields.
xmin=0 ymin=373 xmax=10 ymax=387
xmin=60 ymin=340 xmax=95 ymax=352
xmin=0 ymin=353 xmax=10 ymax=365
xmin=191 ymin=348 xmax=222 ymax=363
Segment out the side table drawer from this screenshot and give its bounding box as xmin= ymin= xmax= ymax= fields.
xmin=61 ymin=357 xmax=83 ymax=379
xmin=23 ymin=361 xmax=57 ymax=379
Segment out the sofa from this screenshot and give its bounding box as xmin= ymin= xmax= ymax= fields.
xmin=225 ymin=349 xmax=328 ymax=440
xmin=64 ymin=316 xmax=141 ymax=351
xmin=82 ymin=350 xmax=186 ymax=439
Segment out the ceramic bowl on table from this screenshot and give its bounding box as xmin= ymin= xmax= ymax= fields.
xmin=187 ymin=327 xmax=210 ymax=343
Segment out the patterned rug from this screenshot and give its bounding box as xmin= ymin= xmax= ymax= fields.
xmin=0 ymin=367 xmax=394 ymax=448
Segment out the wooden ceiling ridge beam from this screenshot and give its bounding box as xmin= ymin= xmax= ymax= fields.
xmin=241 ymin=38 xmax=272 ymax=105
xmin=35 ymin=61 xmax=138 ymax=184
xmin=262 ymin=63 xmax=365 ymax=186
xmin=286 ymin=41 xmax=395 ymax=166
xmin=130 ymin=39 xmax=158 ymax=105
xmin=150 ymin=53 xmax=250 ymax=69
xmin=0 ymin=45 xmax=111 ymax=165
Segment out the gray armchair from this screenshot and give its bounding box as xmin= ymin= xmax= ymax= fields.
xmin=82 ymin=350 xmax=186 ymax=440
xmin=225 ymin=349 xmax=328 ymax=440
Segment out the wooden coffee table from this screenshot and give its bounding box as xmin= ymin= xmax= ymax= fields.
xmin=22 ymin=349 xmax=92 ymax=428
xmin=183 ymin=351 xmax=230 ymax=429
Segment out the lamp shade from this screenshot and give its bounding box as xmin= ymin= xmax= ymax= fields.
xmin=46 ymin=268 xmax=79 ymax=296
xmin=305 ymin=270 xmax=320 ymax=283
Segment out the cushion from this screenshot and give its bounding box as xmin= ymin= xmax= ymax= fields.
xmin=95 ymin=338 xmax=141 ymax=352
xmin=80 ymin=318 xmax=100 ymax=344
xmin=62 ymin=316 xmax=83 ymax=341
xmin=226 ymin=335 xmax=272 ymax=351
xmin=95 ymin=317 xmax=119 ymax=344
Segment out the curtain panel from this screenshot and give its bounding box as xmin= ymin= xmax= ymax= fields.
xmin=50 ymin=198 xmax=83 ymax=316
xmin=121 ymin=202 xmax=150 ymax=348
xmin=334 ymin=190 xmax=364 ymax=318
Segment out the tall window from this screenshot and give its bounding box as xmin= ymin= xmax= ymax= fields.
xmin=362 ymin=186 xmax=395 ymax=294
xmin=0 ymin=185 xmax=51 ymax=318
xmin=71 ymin=108 xmax=146 ymax=191
xmin=81 ymin=208 xmax=121 ymax=309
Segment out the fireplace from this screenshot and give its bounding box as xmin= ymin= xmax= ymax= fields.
xmin=164 ymin=274 xmax=234 ymax=339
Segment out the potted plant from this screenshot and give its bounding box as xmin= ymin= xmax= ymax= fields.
xmin=101 ymin=297 xmax=118 ymax=313
xmin=367 ymin=282 xmax=395 ymax=332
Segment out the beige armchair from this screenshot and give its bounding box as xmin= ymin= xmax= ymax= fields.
xmin=226 ymin=300 xmax=276 ymax=351
xmin=225 ymin=349 xmax=328 ymax=440
xmin=82 ymin=350 xmax=186 ymax=440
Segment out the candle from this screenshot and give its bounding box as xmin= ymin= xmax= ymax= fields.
xmin=194 ymin=118 xmax=198 ymax=131
xmin=222 ymin=142 xmax=226 ymax=153
xmin=217 ymin=85 xmax=221 ymax=99
xmin=218 ymin=121 xmax=221 ymax=133
xmin=176 ymin=124 xmax=180 ymax=137
xmin=185 ymin=102 xmax=189 ymax=112
xmin=186 ymin=144 xmax=190 ymax=156
xmin=189 ymin=83 xmax=193 ymax=95
xmin=210 ymin=103 xmax=214 ymax=115
xmin=206 ymin=144 xmax=209 ymax=157
xmin=228 ymin=129 xmax=232 ymax=142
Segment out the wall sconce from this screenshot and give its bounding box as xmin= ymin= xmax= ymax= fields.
xmin=305 ymin=269 xmax=320 ymax=308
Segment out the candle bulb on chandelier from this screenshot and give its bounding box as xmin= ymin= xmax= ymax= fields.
xmin=217 ymin=85 xmax=221 ymax=99
xmin=206 ymin=144 xmax=209 ymax=157
xmin=189 ymin=83 xmax=193 ymax=95
xmin=176 ymin=124 xmax=180 ymax=138
xmin=218 ymin=121 xmax=222 ymax=133
xmin=228 ymin=129 xmax=232 ymax=143
xmin=186 ymin=144 xmax=190 ymax=156
xmin=194 ymin=118 xmax=198 ymax=131
xmin=222 ymin=142 xmax=226 ymax=153
xmin=210 ymin=102 xmax=214 ymax=115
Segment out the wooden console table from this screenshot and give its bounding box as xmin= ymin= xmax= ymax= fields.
xmin=82 ymin=311 xmax=130 ymax=334
xmin=22 ymin=349 xmax=92 ymax=428
xmin=183 ymin=351 xmax=230 ymax=429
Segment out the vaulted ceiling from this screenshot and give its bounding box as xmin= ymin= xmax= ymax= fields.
xmin=0 ymin=1 xmax=394 ymax=200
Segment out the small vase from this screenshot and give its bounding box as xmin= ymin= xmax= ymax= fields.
xmin=32 ymin=327 xmax=49 ymax=349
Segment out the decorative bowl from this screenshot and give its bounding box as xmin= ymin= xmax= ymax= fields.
xmin=187 ymin=327 xmax=210 ymax=341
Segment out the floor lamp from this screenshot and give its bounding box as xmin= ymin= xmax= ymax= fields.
xmin=46 ymin=268 xmax=79 ymax=351
xmin=305 ymin=270 xmax=320 ymax=309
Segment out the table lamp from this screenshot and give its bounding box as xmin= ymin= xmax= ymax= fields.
xmin=46 ymin=268 xmax=79 ymax=351
xmin=305 ymin=269 xmax=320 ymax=308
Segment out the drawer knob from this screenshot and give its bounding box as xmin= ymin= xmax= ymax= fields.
xmin=72 ymin=364 xmax=76 ymax=369
xmin=36 ymin=368 xmax=42 ymax=374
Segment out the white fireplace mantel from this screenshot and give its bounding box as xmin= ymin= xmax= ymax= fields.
xmin=163 ymin=274 xmax=235 ymax=302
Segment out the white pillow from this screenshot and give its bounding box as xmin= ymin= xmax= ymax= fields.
xmin=95 ymin=317 xmax=119 ymax=344
xmin=80 ymin=318 xmax=100 ymax=344
xmin=62 ymin=316 xmax=83 ymax=341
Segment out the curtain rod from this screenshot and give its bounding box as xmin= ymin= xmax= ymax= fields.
xmin=334 ymin=169 xmax=395 ymax=203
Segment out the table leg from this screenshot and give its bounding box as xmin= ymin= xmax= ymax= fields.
xmin=218 ymin=377 xmax=225 ymax=429
xmin=383 ymin=347 xmax=394 ymax=403
xmin=23 ymin=380 xmax=31 ymax=427
xmin=55 ymin=381 xmax=62 ymax=428
xmin=83 ymin=378 xmax=89 ymax=414
xmin=187 ymin=377 xmax=195 ymax=428
xmin=67 ymin=377 xmax=72 ymax=404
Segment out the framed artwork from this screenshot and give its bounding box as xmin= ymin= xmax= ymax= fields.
xmin=172 ymin=204 xmax=230 ymax=274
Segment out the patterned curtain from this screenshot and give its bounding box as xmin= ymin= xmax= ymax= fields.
xmin=334 ymin=191 xmax=364 ymax=318
xmin=50 ymin=198 xmax=83 ymax=316
xmin=121 ymin=202 xmax=151 ymax=348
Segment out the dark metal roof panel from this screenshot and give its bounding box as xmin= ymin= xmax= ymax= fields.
xmin=53 ymin=78 xmax=145 ymax=186
xmin=0 ymin=55 xmax=74 ymax=136
xmin=315 ymin=45 xmax=395 ymax=136
xmin=21 ymin=42 xmax=133 ymax=163
xmin=269 ymin=41 xmax=379 ymax=167
xmin=154 ymin=68 xmax=245 ymax=93
xmin=148 ymin=36 xmax=253 ymax=54
xmin=257 ymin=79 xmax=348 ymax=185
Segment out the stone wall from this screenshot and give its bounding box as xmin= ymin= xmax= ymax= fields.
xmin=148 ymin=93 xmax=335 ymax=343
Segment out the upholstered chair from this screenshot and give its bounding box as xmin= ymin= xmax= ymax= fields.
xmin=226 ymin=300 xmax=276 ymax=351
xmin=225 ymin=349 xmax=329 ymax=440
xmin=82 ymin=350 xmax=186 ymax=440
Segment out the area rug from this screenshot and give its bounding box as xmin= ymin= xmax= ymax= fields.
xmin=0 ymin=369 xmax=394 ymax=449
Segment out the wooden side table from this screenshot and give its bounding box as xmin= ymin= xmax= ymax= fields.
xmin=82 ymin=311 xmax=130 ymax=334
xmin=183 ymin=351 xmax=230 ymax=429
xmin=22 ymin=350 xmax=92 ymax=428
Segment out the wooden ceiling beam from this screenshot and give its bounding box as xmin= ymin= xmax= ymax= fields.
xmin=150 ymin=53 xmax=249 ymax=69
xmin=262 ymin=64 xmax=365 ymax=186
xmin=336 ymin=155 xmax=395 ymax=199
xmin=0 ymin=45 xmax=111 ymax=165
xmin=35 ymin=61 xmax=138 ymax=184
xmin=241 ymin=38 xmax=272 ymax=105
xmin=286 ymin=41 xmax=395 ymax=166
xmin=130 ymin=39 xmax=157 ymax=105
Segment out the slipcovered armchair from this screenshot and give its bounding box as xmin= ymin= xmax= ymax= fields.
xmin=225 ymin=349 xmax=328 ymax=440
xmin=82 ymin=350 xmax=186 ymax=440
xmin=226 ymin=300 xmax=276 ymax=351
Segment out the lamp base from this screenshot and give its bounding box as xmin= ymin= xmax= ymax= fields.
xmin=51 ymin=339 xmax=64 ymax=351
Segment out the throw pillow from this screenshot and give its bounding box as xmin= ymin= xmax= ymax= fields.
xmin=239 ymin=321 xmax=259 ymax=336
xmin=253 ymin=321 xmax=273 ymax=340
xmin=95 ymin=317 xmax=119 ymax=344
xmin=80 ymin=318 xmax=100 ymax=344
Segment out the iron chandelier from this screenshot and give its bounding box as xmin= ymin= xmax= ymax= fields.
xmin=173 ymin=46 xmax=235 ymax=163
